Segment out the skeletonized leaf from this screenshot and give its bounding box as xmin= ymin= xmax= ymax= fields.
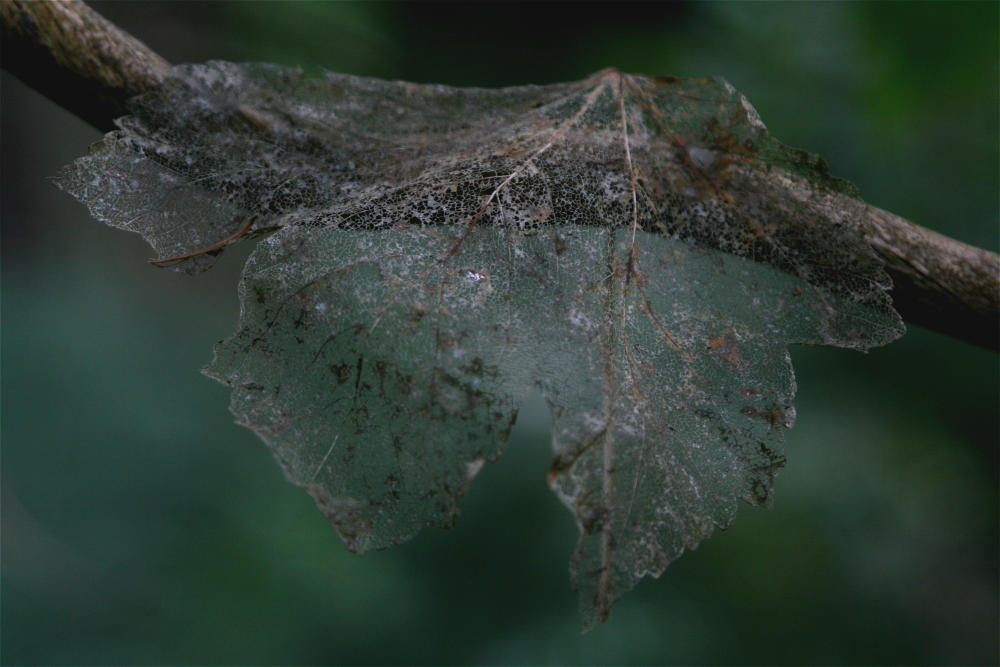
xmin=57 ymin=62 xmax=904 ymax=625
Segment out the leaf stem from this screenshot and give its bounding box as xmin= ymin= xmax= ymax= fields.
xmin=149 ymin=214 xmax=258 ymax=265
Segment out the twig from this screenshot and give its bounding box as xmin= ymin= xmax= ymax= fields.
xmin=1 ymin=0 xmax=997 ymax=349
xmin=0 ymin=0 xmax=169 ymax=130
xmin=860 ymin=203 xmax=999 ymax=350
xmin=150 ymin=215 xmax=259 ymax=265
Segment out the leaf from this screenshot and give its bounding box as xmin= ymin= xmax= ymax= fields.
xmin=57 ymin=62 xmax=904 ymax=626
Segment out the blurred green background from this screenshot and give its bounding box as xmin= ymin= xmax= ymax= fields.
xmin=2 ymin=2 xmax=997 ymax=664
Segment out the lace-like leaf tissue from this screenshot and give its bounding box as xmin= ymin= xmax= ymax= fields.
xmin=58 ymin=63 xmax=904 ymax=626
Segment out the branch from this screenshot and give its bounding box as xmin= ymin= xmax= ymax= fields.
xmin=3 ymin=0 xmax=998 ymax=350
xmin=861 ymin=204 xmax=999 ymax=351
xmin=0 ymin=0 xmax=169 ymax=131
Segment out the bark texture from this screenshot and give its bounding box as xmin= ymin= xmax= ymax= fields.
xmin=0 ymin=0 xmax=169 ymax=130
xmin=2 ymin=0 xmax=997 ymax=349
xmin=862 ymin=205 xmax=999 ymax=350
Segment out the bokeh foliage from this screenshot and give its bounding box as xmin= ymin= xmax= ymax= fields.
xmin=2 ymin=2 xmax=996 ymax=663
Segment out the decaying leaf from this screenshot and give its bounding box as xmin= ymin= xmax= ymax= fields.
xmin=57 ymin=62 xmax=904 ymax=626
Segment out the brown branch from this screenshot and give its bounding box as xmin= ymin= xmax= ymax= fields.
xmin=861 ymin=204 xmax=999 ymax=350
xmin=0 ymin=0 xmax=169 ymax=130
xmin=149 ymin=214 xmax=259 ymax=265
xmin=2 ymin=0 xmax=998 ymax=350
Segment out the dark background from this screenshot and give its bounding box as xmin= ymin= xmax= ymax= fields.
xmin=3 ymin=2 xmax=997 ymax=663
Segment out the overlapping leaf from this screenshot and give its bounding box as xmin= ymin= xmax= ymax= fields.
xmin=58 ymin=62 xmax=904 ymax=625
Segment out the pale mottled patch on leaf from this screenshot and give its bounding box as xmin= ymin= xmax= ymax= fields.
xmin=57 ymin=62 xmax=904 ymax=626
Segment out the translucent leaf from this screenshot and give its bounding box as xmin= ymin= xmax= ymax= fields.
xmin=57 ymin=62 xmax=904 ymax=626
